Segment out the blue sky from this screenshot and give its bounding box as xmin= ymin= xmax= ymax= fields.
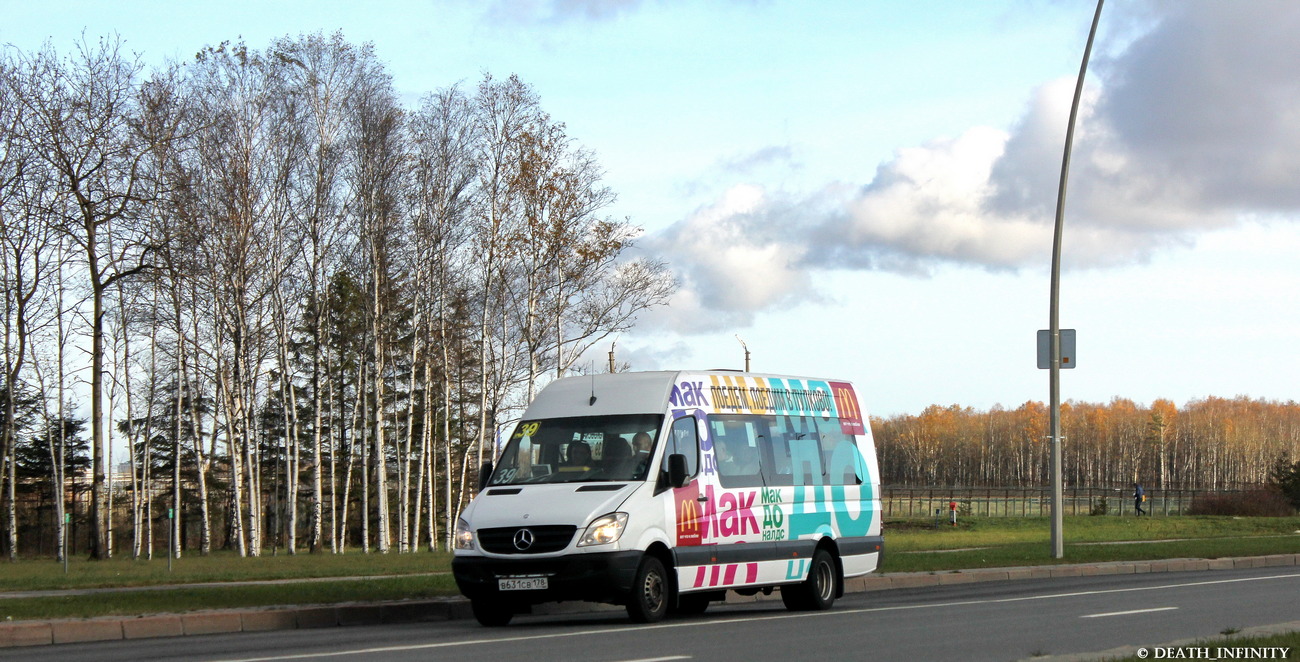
xmin=6 ymin=0 xmax=1299 ymax=417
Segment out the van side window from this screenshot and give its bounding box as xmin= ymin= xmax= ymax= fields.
xmin=668 ymin=416 xmax=700 ymax=476
xmin=709 ymin=416 xmax=764 ymax=488
xmin=766 ymin=414 xmax=826 ymax=487
xmin=825 ymin=434 xmax=865 ymax=486
xmin=696 ymin=412 xmax=863 ymax=488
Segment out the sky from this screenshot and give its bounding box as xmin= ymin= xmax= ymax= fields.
xmin=5 ymin=0 xmax=1299 ymax=418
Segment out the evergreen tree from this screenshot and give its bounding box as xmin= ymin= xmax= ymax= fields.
xmin=1268 ymin=454 xmax=1300 ymax=512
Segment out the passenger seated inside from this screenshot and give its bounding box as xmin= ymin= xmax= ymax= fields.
xmin=715 ymin=437 xmax=759 ymax=476
xmin=632 ymin=431 xmax=653 ymax=456
xmin=602 ymin=436 xmax=632 ymax=472
xmin=630 ymin=431 xmax=654 ymax=474
xmin=560 ymin=441 xmax=592 ymax=471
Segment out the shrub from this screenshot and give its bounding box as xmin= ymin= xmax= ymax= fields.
xmin=1267 ymin=454 xmax=1300 ymax=513
xmin=1089 ymin=499 xmax=1109 ymax=516
xmin=1187 ymin=489 xmax=1294 ymax=516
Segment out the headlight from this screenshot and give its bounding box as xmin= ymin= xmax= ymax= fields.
xmin=578 ymin=512 xmax=628 ymax=547
xmin=454 ymin=518 xmax=475 ymax=550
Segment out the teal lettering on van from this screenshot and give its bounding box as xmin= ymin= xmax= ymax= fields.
xmin=786 ymin=558 xmax=807 ymax=580
xmin=670 ymin=381 xmax=710 ymax=408
xmin=789 ymin=485 xmax=832 ymax=540
xmin=788 ymin=439 xmax=823 ymax=486
xmin=788 ymin=443 xmax=874 ymax=539
xmin=828 ymin=442 xmax=874 ymax=537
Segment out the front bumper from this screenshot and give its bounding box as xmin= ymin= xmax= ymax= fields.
xmin=452 ymin=550 xmax=644 ymax=605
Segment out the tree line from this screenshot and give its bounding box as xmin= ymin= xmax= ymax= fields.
xmin=0 ymin=32 xmax=674 ymax=560
xmin=874 ymin=396 xmax=1300 ymax=492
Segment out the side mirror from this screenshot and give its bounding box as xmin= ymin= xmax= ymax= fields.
xmin=667 ymin=454 xmax=689 ymax=489
xmin=477 ymin=461 xmax=494 ymax=492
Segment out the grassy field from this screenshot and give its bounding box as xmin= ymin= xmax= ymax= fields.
xmin=0 ymin=515 xmax=1296 ymax=622
xmin=883 ymin=514 xmax=1300 ymax=572
xmin=1 ymin=548 xmax=452 ymax=592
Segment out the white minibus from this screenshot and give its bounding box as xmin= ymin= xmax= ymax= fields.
xmin=452 ymin=370 xmax=882 ymax=626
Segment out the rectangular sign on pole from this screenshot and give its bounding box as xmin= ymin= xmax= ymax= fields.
xmin=1037 ymin=329 xmax=1076 ymax=369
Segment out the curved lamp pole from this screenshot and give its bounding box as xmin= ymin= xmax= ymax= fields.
xmin=1050 ymin=0 xmax=1104 ymax=559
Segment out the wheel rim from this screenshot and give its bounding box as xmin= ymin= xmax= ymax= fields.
xmin=642 ymin=568 xmax=665 ymax=612
xmin=814 ymin=559 xmax=834 ymax=602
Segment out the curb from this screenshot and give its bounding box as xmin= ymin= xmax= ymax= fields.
xmin=2 ymin=553 xmax=1297 ymax=648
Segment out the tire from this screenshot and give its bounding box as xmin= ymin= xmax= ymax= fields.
xmin=626 ymin=556 xmax=671 ymax=623
xmin=781 ymin=548 xmax=838 ymax=612
xmin=471 ymin=599 xmax=514 ymax=627
xmin=673 ymin=593 xmax=711 ymax=616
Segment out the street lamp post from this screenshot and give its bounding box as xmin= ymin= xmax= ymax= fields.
xmin=1050 ymin=0 xmax=1104 ymax=559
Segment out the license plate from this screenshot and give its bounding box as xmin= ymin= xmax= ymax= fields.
xmin=498 ymin=576 xmax=548 ymax=591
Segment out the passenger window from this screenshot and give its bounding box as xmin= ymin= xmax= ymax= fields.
xmin=761 ymin=430 xmax=794 ymax=487
xmin=709 ymin=416 xmax=765 ymax=488
xmin=767 ymin=414 xmax=826 ymax=486
xmin=668 ymin=416 xmax=700 ymax=476
xmin=826 ymin=435 xmax=865 ymax=485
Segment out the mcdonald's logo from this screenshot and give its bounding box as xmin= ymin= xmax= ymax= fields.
xmin=679 ymin=497 xmax=698 ymax=525
xmin=830 ymin=382 xmax=866 ymax=435
xmin=675 ymin=484 xmax=703 ymax=546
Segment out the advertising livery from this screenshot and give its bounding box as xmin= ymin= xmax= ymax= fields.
xmin=452 ymin=370 xmax=883 ymax=626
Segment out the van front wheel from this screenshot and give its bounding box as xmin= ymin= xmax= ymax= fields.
xmin=627 ymin=556 xmax=671 ymax=623
xmin=781 ymin=548 xmax=837 ymax=611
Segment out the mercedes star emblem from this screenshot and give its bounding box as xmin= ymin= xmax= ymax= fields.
xmin=512 ymin=528 xmax=535 ymax=551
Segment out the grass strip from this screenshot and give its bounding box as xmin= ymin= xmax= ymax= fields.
xmin=0 ymin=574 xmax=461 ymax=621
xmin=882 ymin=534 xmax=1300 ymax=573
xmin=885 ymin=515 xmax=1300 ymax=551
xmin=0 ymin=550 xmax=454 ymax=592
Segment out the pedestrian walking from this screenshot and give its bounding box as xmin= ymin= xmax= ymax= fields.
xmin=1133 ymin=483 xmax=1147 ymax=516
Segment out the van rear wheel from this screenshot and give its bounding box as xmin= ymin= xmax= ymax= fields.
xmin=781 ymin=548 xmax=837 ymax=611
xmin=626 ymin=556 xmax=671 ymax=623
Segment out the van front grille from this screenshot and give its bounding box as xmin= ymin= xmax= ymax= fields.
xmin=478 ymin=525 xmax=577 ymax=554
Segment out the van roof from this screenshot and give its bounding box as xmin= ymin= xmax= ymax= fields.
xmin=522 ymin=370 xmax=854 ymax=420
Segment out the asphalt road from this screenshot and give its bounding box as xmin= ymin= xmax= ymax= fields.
xmin=5 ymin=567 xmax=1298 ymax=662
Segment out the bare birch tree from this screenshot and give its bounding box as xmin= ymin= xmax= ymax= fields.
xmin=189 ymin=40 xmax=298 ymax=555
xmin=468 ymin=74 xmax=539 ymax=473
xmin=348 ymin=59 xmax=405 ymax=554
xmin=272 ymin=32 xmax=361 ymax=554
xmin=409 ymin=85 xmax=478 ymax=550
xmin=16 ymin=37 xmax=159 ymax=559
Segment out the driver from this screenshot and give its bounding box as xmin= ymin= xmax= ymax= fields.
xmin=560 ymin=441 xmax=593 ymax=471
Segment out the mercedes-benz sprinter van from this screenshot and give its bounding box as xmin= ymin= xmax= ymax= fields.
xmin=452 ymin=370 xmax=882 ymax=626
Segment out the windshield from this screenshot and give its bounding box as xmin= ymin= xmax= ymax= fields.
xmin=488 ymin=414 xmax=663 ymax=485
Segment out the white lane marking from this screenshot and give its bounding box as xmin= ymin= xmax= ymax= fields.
xmin=210 ymin=571 xmax=1300 ymax=662
xmin=1081 ymin=607 xmax=1179 ymax=618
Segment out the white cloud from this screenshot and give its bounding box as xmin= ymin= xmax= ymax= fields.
xmin=1098 ymin=1 xmax=1300 ymax=211
xmin=640 ymin=185 xmax=816 ymax=333
xmin=826 ymin=125 xmax=1048 ymax=272
xmin=650 ymin=1 xmax=1300 ymax=332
